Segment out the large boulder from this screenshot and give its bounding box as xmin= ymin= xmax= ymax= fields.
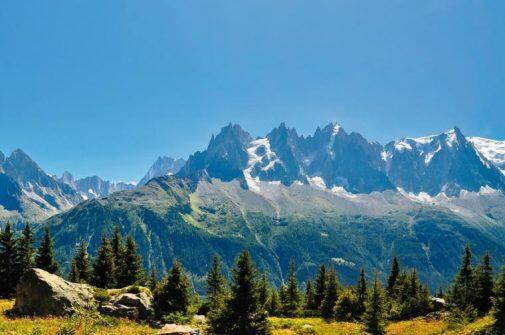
xmin=99 ymin=291 xmax=153 ymax=320
xmin=113 ymin=292 xmax=153 ymax=319
xmin=14 ymin=268 xmax=95 ymax=316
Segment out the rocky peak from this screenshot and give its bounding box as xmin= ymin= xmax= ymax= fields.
xmin=138 ymin=156 xmax=186 ymax=186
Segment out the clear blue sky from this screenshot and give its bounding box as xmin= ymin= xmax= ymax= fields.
xmin=1 ymin=1 xmax=504 ymax=182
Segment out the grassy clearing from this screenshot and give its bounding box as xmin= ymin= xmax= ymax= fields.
xmin=270 ymin=315 xmax=493 ymax=335
xmin=0 ymin=299 xmax=494 ymax=335
xmin=0 ymin=300 xmax=155 ymax=335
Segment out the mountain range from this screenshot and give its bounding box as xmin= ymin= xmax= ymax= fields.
xmin=24 ymin=123 xmax=505 ymax=292
xmin=0 ymin=150 xmax=185 ymax=223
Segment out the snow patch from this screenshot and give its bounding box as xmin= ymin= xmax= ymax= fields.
xmin=308 ymin=176 xmax=327 ymax=189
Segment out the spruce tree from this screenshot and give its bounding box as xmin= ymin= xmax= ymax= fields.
xmin=154 ymin=259 xmax=192 ymax=317
xmin=356 ymin=268 xmax=368 ymax=318
xmin=493 ymin=259 xmax=505 ymax=334
xmin=363 ymin=276 xmax=386 ymax=335
xmin=321 ymin=267 xmax=340 ymax=319
xmin=450 ymin=243 xmax=476 ymax=309
xmin=71 ymin=240 xmax=92 ymax=283
xmin=0 ymin=223 xmax=18 ymax=298
xmin=92 ymin=234 xmax=116 ymax=288
xmin=334 ymin=288 xmax=358 ymax=321
xmin=314 ymin=264 xmax=327 ymax=310
xmin=305 ymin=280 xmax=317 ymax=311
xmin=111 ymin=225 xmax=124 ymax=283
xmin=257 ymin=272 xmax=269 ymax=309
xmin=419 ymin=285 xmax=432 ymax=315
xmin=117 ymin=235 xmax=144 ymax=287
xmin=35 ymin=228 xmax=60 ymax=275
xmin=16 ymin=223 xmax=34 ymax=278
xmin=282 ymin=259 xmax=301 ymax=317
xmin=387 ymin=256 xmax=400 ymax=297
xmin=149 ymin=268 xmax=159 ymax=292
xmin=475 ymin=253 xmax=494 ymax=315
xmin=210 ymin=250 xmax=270 ymax=335
xmin=268 ymin=288 xmax=281 ymax=316
xmin=206 ymin=254 xmax=228 ymax=312
xmin=69 ymin=260 xmax=79 ymax=282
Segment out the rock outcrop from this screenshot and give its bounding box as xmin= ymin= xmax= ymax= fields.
xmin=14 ymin=268 xmax=95 ymax=316
xmin=99 ymin=290 xmax=154 ymax=320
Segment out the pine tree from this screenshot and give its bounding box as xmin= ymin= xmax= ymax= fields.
xmin=334 ymin=288 xmax=358 ymax=321
xmin=282 ymin=259 xmax=301 ymax=317
xmin=209 ymin=250 xmax=270 ymax=335
xmin=305 ymin=280 xmax=317 ymax=311
xmin=419 ymin=285 xmax=432 ymax=315
xmin=363 ymin=276 xmax=386 ymax=335
xmin=450 ymin=243 xmax=476 ymax=309
xmin=257 ymin=272 xmax=269 ymax=309
xmin=314 ymin=264 xmax=327 ymax=310
xmin=70 ymin=240 xmax=92 ymax=283
xmin=0 ymin=223 xmax=18 ymax=298
xmin=268 ymin=288 xmax=281 ymax=316
xmin=92 ymin=234 xmax=116 ymax=288
xmin=16 ymin=223 xmax=34 ymax=278
xmin=154 ymin=259 xmax=192 ymax=317
xmin=475 ymin=253 xmax=494 ymax=315
xmin=111 ymin=225 xmax=124 ymax=283
xmin=493 ymin=259 xmax=505 ymax=334
xmin=387 ymin=256 xmax=400 ymax=297
xmin=69 ymin=260 xmax=79 ymax=282
xmin=206 ymin=254 xmax=228 ymax=312
xmin=321 ymin=267 xmax=340 ymax=319
xmin=406 ymin=270 xmax=421 ymax=318
xmin=35 ymin=228 xmax=60 ymax=275
xmin=149 ymin=268 xmax=158 ymax=292
xmin=117 ymin=235 xmax=144 ymax=287
xmin=356 ymin=268 xmax=368 ymax=318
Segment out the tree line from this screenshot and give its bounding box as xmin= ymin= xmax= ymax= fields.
xmin=2 ymin=222 xmax=505 ymax=334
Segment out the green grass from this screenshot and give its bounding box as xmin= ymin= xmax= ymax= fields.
xmin=0 ymin=300 xmax=155 ymax=335
xmin=0 ymin=299 xmax=494 ymax=335
xmin=270 ymin=315 xmax=493 ymax=335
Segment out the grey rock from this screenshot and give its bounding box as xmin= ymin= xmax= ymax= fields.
xmin=112 ymin=292 xmax=153 ymax=319
xmin=14 ymin=268 xmax=95 ymax=316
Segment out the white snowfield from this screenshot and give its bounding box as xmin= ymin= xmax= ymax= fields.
xmin=469 ymin=137 xmax=505 ymax=175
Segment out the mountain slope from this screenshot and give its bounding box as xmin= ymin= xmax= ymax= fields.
xmin=42 ymin=175 xmax=505 ymax=292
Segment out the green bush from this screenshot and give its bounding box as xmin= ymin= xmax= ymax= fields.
xmin=93 ymin=288 xmax=111 ymax=305
xmin=126 ymin=285 xmax=141 ymax=294
xmin=162 ymin=312 xmax=193 ymax=325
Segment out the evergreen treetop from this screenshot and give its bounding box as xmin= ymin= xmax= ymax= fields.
xmin=92 ymin=234 xmax=116 ymax=288
xmin=35 ymin=228 xmax=60 ymax=275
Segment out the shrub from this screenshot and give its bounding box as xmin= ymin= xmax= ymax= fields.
xmin=94 ymin=288 xmax=111 ymax=305
xmin=126 ymin=285 xmax=141 ymax=294
xmin=162 ymin=312 xmax=193 ymax=325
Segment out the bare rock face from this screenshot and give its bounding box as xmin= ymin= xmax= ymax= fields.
xmin=14 ymin=268 xmax=95 ymax=316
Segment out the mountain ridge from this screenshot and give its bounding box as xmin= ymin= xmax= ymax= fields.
xmin=33 ymin=122 xmax=505 ymax=293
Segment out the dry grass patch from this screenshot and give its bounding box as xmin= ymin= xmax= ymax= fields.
xmin=0 ymin=299 xmax=155 ymax=335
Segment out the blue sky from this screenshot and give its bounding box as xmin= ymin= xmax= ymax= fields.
xmin=1 ymin=1 xmax=504 ymax=181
